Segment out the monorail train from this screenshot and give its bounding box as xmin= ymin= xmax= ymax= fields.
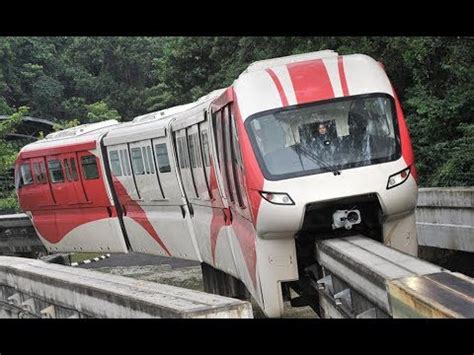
xmin=15 ymin=50 xmax=418 ymax=317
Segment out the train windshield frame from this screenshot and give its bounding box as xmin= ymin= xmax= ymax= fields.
xmin=245 ymin=93 xmax=401 ymax=181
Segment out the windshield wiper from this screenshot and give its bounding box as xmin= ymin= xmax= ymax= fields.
xmin=292 ymin=144 xmax=341 ymax=176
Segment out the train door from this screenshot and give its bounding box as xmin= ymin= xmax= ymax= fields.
xmin=227 ymin=105 xmax=252 ymax=221
xmin=76 ymin=151 xmax=109 ymax=205
xmin=214 ymin=109 xmax=233 ymax=204
xmin=16 ymin=159 xmax=36 ymax=211
xmin=107 ymin=144 xmax=139 ymax=201
xmin=183 ymin=121 xmax=218 ymax=265
xmin=30 ymin=157 xmax=55 ymax=207
xmin=140 ymin=135 xmax=200 ymax=260
xmin=62 ymin=153 xmax=87 ymax=204
xmin=46 ymin=156 xmax=69 ymax=205
xmin=211 ymin=103 xmax=254 ymax=283
xmin=128 ymin=140 xmax=163 ymax=201
xmin=174 ymin=129 xmax=196 ymax=200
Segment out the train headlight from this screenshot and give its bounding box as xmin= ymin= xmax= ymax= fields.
xmin=386 ymin=167 xmax=411 ymax=189
xmin=259 ymin=191 xmax=295 ymax=205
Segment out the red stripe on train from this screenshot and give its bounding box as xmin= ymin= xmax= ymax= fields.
xmin=112 ymin=177 xmax=171 ymax=256
xmin=338 ymin=56 xmax=350 ymax=96
xmin=266 ymin=68 xmax=289 ymax=107
xmin=287 ymin=59 xmax=335 ymax=104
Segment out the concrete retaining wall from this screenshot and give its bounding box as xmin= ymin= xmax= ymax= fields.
xmin=416 ymin=187 xmax=473 ymax=252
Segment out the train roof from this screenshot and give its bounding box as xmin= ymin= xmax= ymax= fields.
xmin=103 ymin=89 xmax=225 ymax=146
xmin=19 ymin=119 xmax=120 ymax=155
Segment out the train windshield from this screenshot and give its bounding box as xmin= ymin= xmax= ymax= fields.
xmin=246 ymin=94 xmax=401 ymax=180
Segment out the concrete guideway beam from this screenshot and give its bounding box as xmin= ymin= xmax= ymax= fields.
xmin=315 ymin=235 xmax=474 ymax=318
xmin=0 ymin=256 xmax=253 ymax=318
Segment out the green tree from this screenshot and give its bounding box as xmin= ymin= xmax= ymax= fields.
xmin=85 ymin=101 xmax=121 ymax=123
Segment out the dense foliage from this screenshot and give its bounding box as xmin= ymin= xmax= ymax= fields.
xmin=0 ymin=36 xmax=472 ymax=188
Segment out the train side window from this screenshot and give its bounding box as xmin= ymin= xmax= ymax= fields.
xmin=64 ymin=158 xmax=72 ymax=181
xmin=48 ymin=160 xmax=64 ymax=183
xmin=188 ymin=133 xmax=198 ymax=169
xmin=194 ymin=134 xmax=202 ymax=168
xmin=130 ymin=147 xmax=145 ymax=175
xmin=229 ymin=106 xmax=245 ymax=208
xmin=201 ymin=129 xmax=210 ymax=167
xmin=141 ymin=147 xmax=151 ymax=174
xmin=109 ymin=150 xmax=122 ymax=176
xmin=155 ymin=143 xmax=171 ymax=173
xmin=213 ymin=111 xmax=222 ymax=168
xmin=146 ymin=146 xmax=155 ymax=174
xmin=20 ymin=163 xmax=33 ymax=186
xmin=222 ymin=107 xmax=235 ymax=203
xmin=120 ymin=150 xmax=131 ymax=176
xmin=70 ymin=158 xmax=78 ymax=181
xmin=32 ymin=162 xmax=46 ymax=184
xmin=81 ymin=155 xmax=99 ymax=180
xmin=177 ymin=137 xmax=189 ymax=169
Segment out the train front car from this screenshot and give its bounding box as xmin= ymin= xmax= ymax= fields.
xmin=233 ymin=51 xmax=418 ymax=317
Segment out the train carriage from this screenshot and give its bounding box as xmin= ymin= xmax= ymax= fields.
xmin=15 ymin=50 xmax=418 ymax=317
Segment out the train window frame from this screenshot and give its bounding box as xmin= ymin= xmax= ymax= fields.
xmin=130 ymin=147 xmax=145 ymax=175
xmin=155 ymin=143 xmax=171 ymax=173
xmin=48 ymin=159 xmax=65 ymax=183
xmin=109 ymin=150 xmax=123 ymax=177
xmin=19 ymin=162 xmax=34 ymax=187
xmin=80 ymin=155 xmax=100 ymax=180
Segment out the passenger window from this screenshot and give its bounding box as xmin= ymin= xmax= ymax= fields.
xmin=188 ymin=134 xmax=198 ymax=169
xmin=110 ymin=150 xmax=122 ymax=176
xmin=81 ymin=155 xmax=99 ymax=180
xmin=229 ymin=107 xmax=245 ymax=207
xmin=131 ymin=147 xmax=145 ymax=175
xmin=141 ymin=147 xmax=151 ymax=174
xmin=201 ymin=130 xmax=210 ymax=167
xmin=64 ymin=158 xmax=72 ymax=181
xmin=177 ymin=137 xmax=189 ymax=169
xmin=146 ymin=146 xmax=155 ymax=174
xmin=48 ymin=160 xmax=64 ymax=183
xmin=20 ymin=163 xmax=33 ymax=186
xmin=32 ymin=162 xmax=46 ymax=184
xmin=155 ymin=143 xmax=171 ymax=173
xmin=70 ymin=158 xmax=78 ymax=180
xmin=194 ymin=134 xmax=202 ymax=168
xmin=120 ymin=150 xmax=131 ymax=175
